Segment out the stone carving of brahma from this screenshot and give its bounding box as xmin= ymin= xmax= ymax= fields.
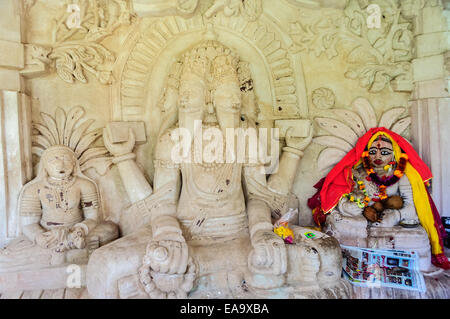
xmin=86 ymin=40 xmax=348 ymax=299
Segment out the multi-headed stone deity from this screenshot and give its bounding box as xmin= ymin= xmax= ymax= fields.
xmin=86 ymin=40 xmax=349 ymax=299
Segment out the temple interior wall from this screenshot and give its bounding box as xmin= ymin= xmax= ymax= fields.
xmin=0 ymin=0 xmax=449 ymax=246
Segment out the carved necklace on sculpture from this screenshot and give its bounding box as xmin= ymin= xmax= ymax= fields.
xmin=192 ymin=122 xmax=227 ymax=170
xmin=362 ymin=151 xmax=408 ymax=200
xmin=45 ymin=176 xmax=76 ymax=213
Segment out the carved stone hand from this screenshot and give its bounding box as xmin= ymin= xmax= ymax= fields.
xmin=285 ymin=124 xmax=313 ymax=152
xmin=35 ymin=231 xmax=59 ymax=249
xmin=68 ymin=226 xmax=87 ymax=249
xmin=248 ymin=230 xmax=287 ymax=276
xmin=145 ymin=234 xmax=189 ymax=275
xmin=103 ymin=127 xmax=136 ymax=157
xmin=299 ymin=245 xmax=321 ymax=279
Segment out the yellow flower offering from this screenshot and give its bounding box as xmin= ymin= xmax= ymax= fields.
xmin=274 ymin=222 xmax=294 ymax=244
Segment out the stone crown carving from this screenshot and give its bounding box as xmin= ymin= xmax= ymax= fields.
xmin=32 ymin=106 xmax=113 ymax=175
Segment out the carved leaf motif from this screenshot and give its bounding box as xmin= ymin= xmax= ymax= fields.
xmin=64 ymin=106 xmax=85 ymax=146
xmin=313 ymin=136 xmax=353 ymax=153
xmin=79 ymin=147 xmax=109 ymax=166
xmin=74 ymin=128 xmax=103 ymax=157
xmin=370 ymin=71 xmax=390 ymax=93
xmin=33 ymin=124 xmax=57 ymax=145
xmin=50 ymin=43 xmax=114 ymax=84
xmin=32 ymin=105 xmax=113 ymax=175
xmin=390 ymin=117 xmax=411 ymax=135
xmin=347 ymin=46 xmax=379 ymax=65
xmin=55 ymin=108 xmax=66 ymax=144
xmin=289 ymin=0 xmax=414 ymax=93
xmin=242 ymin=0 xmax=263 ymax=21
xmin=317 ymin=148 xmax=347 ymax=172
xmin=351 ymin=97 xmax=377 ymax=130
xmin=54 ymin=58 xmax=74 ymax=83
xmin=378 ymin=107 xmax=406 ymax=130
xmin=289 ymin=17 xmax=339 ymax=58
xmin=331 ymin=109 xmax=366 ymax=137
xmin=391 ymin=24 xmax=413 ymax=62
xmin=80 ymin=157 xmax=113 ymax=176
xmin=69 ymin=119 xmax=95 ymax=150
xmin=40 ymin=113 xmax=60 ymax=145
xmin=73 ymin=62 xmax=87 ymax=83
xmin=32 ymin=135 xmax=51 ymax=149
xmin=31 ymin=146 xmax=45 ymax=157
xmin=315 ymin=118 xmax=359 ymax=145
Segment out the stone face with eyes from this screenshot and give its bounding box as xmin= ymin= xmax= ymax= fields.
xmin=213 ymin=76 xmax=241 ymax=131
xmin=178 ymin=72 xmax=207 ymax=114
xmin=368 ymin=138 xmax=394 ymax=170
xmin=44 ymin=150 xmax=76 ymax=180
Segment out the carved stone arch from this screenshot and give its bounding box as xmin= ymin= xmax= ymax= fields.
xmin=112 ymin=14 xmax=308 ymax=126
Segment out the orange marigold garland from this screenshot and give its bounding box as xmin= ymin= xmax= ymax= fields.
xmin=344 ymin=180 xmax=371 ymax=208
xmin=362 ymin=151 xmax=408 ymax=200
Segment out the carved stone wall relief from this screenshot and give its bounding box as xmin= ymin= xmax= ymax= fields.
xmin=115 ymin=13 xmax=306 ymax=123
xmin=314 ymin=96 xmax=411 ymax=172
xmin=289 ymin=0 xmax=415 ymax=93
xmin=32 ymin=106 xmax=113 ymax=175
xmin=23 ymin=0 xmax=133 ymax=84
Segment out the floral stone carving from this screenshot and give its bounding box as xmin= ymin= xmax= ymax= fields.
xmin=289 ymin=0 xmax=414 ymax=93
xmin=28 ymin=0 xmax=133 ymax=84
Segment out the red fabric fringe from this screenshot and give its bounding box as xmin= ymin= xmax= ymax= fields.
xmin=432 ymin=253 xmax=450 ymax=270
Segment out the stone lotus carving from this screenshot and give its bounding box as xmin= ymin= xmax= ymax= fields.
xmin=32 ymin=106 xmax=113 ymax=175
xmin=314 ymin=97 xmax=411 ymax=171
xmin=289 ymin=0 xmax=414 ymax=93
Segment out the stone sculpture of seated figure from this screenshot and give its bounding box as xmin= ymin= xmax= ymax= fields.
xmin=0 ymin=145 xmax=118 ymax=273
xmin=86 ymin=41 xmax=348 ymax=299
xmin=317 ymin=129 xmax=450 ymax=271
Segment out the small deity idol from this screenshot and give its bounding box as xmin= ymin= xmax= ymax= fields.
xmin=0 ymin=145 xmax=118 ymax=272
xmin=309 ymin=127 xmax=449 ymax=270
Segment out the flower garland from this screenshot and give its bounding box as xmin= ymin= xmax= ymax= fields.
xmin=344 ymin=180 xmax=371 ymax=208
xmin=362 ymin=151 xmax=408 ymax=200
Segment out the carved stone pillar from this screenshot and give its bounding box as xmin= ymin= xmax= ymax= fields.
xmin=410 ymin=2 xmax=450 ymax=217
xmin=0 ymin=0 xmax=32 ymax=246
